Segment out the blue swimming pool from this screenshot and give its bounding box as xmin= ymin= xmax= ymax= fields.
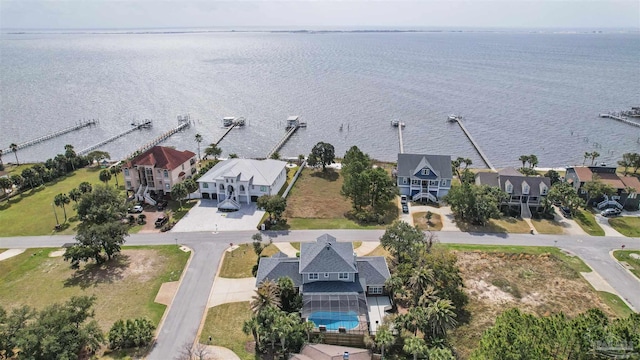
xmin=308 ymin=311 xmax=359 ymax=330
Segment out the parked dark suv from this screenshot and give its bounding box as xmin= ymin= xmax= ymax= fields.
xmin=157 ymin=200 xmax=168 ymax=211
xmin=154 ymin=215 xmax=168 ymax=228
xmin=560 ymin=206 xmax=572 ymax=218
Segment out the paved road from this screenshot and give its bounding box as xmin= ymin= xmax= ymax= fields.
xmin=1 ymin=230 xmax=639 ymax=359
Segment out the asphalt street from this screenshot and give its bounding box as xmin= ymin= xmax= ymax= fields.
xmin=1 ymin=230 xmax=638 ymax=359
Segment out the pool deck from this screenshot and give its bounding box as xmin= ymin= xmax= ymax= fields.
xmin=367 ymin=296 xmax=391 ymax=334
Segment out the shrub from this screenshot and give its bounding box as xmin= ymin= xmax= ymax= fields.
xmin=108 ymin=318 xmax=155 ymax=350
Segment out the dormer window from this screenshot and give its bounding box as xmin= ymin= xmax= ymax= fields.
xmin=541 ymin=185 xmax=548 ymax=195
xmin=421 ymin=169 xmax=430 ymax=176
xmin=505 ymin=180 xmax=513 ymax=194
xmin=522 ymin=182 xmax=530 ymax=195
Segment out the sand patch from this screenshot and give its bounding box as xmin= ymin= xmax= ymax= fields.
xmin=155 ymin=281 xmax=179 ymax=306
xmin=48 ymin=250 xmax=65 ymax=257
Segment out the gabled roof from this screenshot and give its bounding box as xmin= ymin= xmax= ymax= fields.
xmin=255 ymin=257 xmax=302 ymax=287
xmin=356 ymin=257 xmax=391 ymax=286
xmin=125 ymin=146 xmax=195 ymax=170
xmin=572 ymin=167 xmax=594 ymax=181
xmin=497 ymin=167 xmax=522 ymax=176
xmin=476 ymin=172 xmax=550 ymax=196
xmin=300 ymin=234 xmax=357 ymax=273
xmin=292 ymin=344 xmax=371 ymax=360
xmin=621 ymin=176 xmax=640 ymax=193
xmin=597 ymin=173 xmax=626 ymax=189
xmin=196 ymin=159 xmax=286 ymax=186
xmin=397 ymin=153 xmax=452 ymax=179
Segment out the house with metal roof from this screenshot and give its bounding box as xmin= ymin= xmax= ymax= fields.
xmin=565 ymin=165 xmax=640 ymax=210
xmin=255 ymin=234 xmax=391 ymax=335
xmin=122 ymin=146 xmax=196 ymax=205
xmin=476 ymin=167 xmax=551 ymax=218
xmin=396 ymin=153 xmax=452 ymax=203
xmin=196 ymin=158 xmax=287 ymax=211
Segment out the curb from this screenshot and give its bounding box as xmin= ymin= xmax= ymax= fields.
xmin=151 ymin=244 xmax=195 ymax=344
xmin=609 ymin=250 xmax=640 ymax=292
xmin=193 ymin=243 xmax=232 ymax=347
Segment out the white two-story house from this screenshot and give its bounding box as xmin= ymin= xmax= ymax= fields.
xmin=122 ymin=146 xmax=196 ymax=205
xmin=396 ymin=153 xmax=452 ymax=203
xmin=196 ymin=158 xmax=287 ymax=211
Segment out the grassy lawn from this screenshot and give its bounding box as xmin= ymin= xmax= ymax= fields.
xmin=218 ymin=244 xmax=279 ymax=278
xmin=0 ymin=245 xmax=189 ymax=334
xmin=365 ymin=245 xmax=391 ymax=257
xmin=282 ymin=168 xmax=396 ymax=230
xmin=612 ymin=250 xmax=640 ymax=279
xmin=455 ymin=217 xmax=530 ymax=233
xmin=598 ymin=291 xmax=634 ymax=318
xmin=573 ymin=208 xmax=605 ymax=236
xmin=200 ymin=302 xmax=255 ymax=360
xmin=0 ymin=167 xmax=109 ymax=236
xmin=170 ymin=199 xmax=198 ymax=222
xmin=608 ymin=217 xmax=640 ymax=237
xmin=531 ymin=219 xmax=565 ymax=235
xmin=413 ymin=212 xmax=443 ymax=231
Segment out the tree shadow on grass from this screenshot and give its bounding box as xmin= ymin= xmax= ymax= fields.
xmin=309 ymin=168 xmax=339 ymax=182
xmin=63 ymin=254 xmax=131 ymax=289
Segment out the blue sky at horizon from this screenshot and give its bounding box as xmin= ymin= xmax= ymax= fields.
xmin=1 ymin=1 xmax=639 ymax=30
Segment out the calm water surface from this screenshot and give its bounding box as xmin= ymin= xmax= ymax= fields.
xmin=1 ymin=31 xmax=639 ymax=167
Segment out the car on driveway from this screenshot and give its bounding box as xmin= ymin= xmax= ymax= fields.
xmin=155 ymin=215 xmax=168 ymax=228
xmin=402 ymin=204 xmax=409 ymax=214
xmin=400 ymin=195 xmax=408 ymax=204
xmin=560 ymin=206 xmax=571 ymax=218
xmin=600 ymin=208 xmax=622 ymax=217
xmin=129 ymin=205 xmax=144 ymax=213
xmin=157 ymin=200 xmax=168 ymax=211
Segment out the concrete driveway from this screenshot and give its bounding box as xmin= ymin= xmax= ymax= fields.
xmin=595 ymin=214 xmax=625 ymax=237
xmin=171 ymin=200 xmax=265 ymax=232
xmin=207 ymin=277 xmax=256 ymax=308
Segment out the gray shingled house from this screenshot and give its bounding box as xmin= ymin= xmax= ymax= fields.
xmin=395 ymin=153 xmax=452 ymax=203
xmin=255 ymin=234 xmax=391 ymax=335
xmin=475 ymin=167 xmax=551 ymax=217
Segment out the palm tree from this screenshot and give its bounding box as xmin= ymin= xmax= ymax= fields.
xmin=417 ymin=285 xmax=440 ymax=307
xmin=99 ymin=169 xmax=112 ymax=185
xmin=204 ymin=143 xmax=222 ymax=160
xmin=194 ymin=134 xmax=203 ymax=161
xmin=298 ymin=154 xmax=305 ymax=165
xmin=109 ymin=164 xmax=121 ymax=187
xmin=583 ymin=152 xmax=591 ymax=166
xmin=518 ymin=155 xmax=529 ymax=169
xmin=590 ymin=151 xmax=600 ymax=166
xmin=408 ymin=267 xmax=434 ymax=296
xmin=10 ymin=174 xmax=24 ymax=194
xmin=54 ymin=193 xmax=70 ymax=222
xmin=426 ymin=299 xmax=458 ymax=339
xmin=528 ymin=154 xmax=538 ymax=169
xmin=242 ymin=315 xmax=262 ymax=349
xmin=0 ymin=177 xmax=12 ymax=201
xmin=374 ymin=325 xmax=395 ymax=359
xmin=403 ymin=334 xmax=427 ymax=360
xmin=21 ymin=168 xmax=36 ymax=189
xmin=78 ymin=181 xmax=92 ymax=194
xmin=250 ymin=279 xmax=281 ymax=314
xmin=171 ymin=182 xmax=188 ymax=208
xmin=10 ymin=143 xmax=19 ymax=165
xmin=68 ymin=188 xmax=82 ymax=203
xmin=270 ymin=152 xmax=281 ymax=160
xmin=302 ymin=320 xmax=315 ymax=342
xmin=0 ymin=149 xmax=3 ymax=168
xmin=64 ymin=144 xmax=77 ymax=170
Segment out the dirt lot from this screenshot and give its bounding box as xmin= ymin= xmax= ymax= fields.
xmin=451 ymin=251 xmax=615 ymax=359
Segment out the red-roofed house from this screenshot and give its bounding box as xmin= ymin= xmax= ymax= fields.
xmin=565 ymin=165 xmax=640 ymax=210
xmin=123 ymin=146 xmax=196 ymax=204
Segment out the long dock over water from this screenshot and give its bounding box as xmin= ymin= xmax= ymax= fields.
xmin=1 ymin=119 xmax=96 ymax=154
xmin=77 ymin=120 xmax=152 ymax=156
xmin=266 ymin=116 xmax=304 ymax=159
xmin=391 ymin=120 xmax=405 ymax=153
xmin=124 ymin=117 xmax=191 ymax=159
xmin=449 ymin=115 xmax=496 ymax=171
xmin=599 ymin=113 xmax=640 ymax=128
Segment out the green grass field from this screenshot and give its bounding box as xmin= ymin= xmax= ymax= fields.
xmin=608 ymin=217 xmax=640 ymax=237
xmin=531 ymin=219 xmax=565 ymax=234
xmin=200 ymin=302 xmax=255 ymax=360
xmin=413 ymin=212 xmax=443 ymax=231
xmin=612 ymin=250 xmax=640 ymax=279
xmin=573 ymin=209 xmax=605 ymax=236
xmin=0 ymin=245 xmax=189 ymax=332
xmin=0 ymin=167 xmax=115 ymax=236
xmin=456 ymin=217 xmax=531 ymax=233
xmin=218 ymin=244 xmax=279 ymax=278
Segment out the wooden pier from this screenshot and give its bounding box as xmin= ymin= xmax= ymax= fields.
xmin=449 ymin=115 xmax=496 ymax=171
xmin=124 ymin=116 xmax=191 ymax=159
xmin=599 ymin=113 xmax=640 ymax=128
xmin=266 ymin=116 xmax=304 ymax=159
xmin=391 ymin=120 xmax=405 ymax=153
xmin=77 ymin=120 xmax=152 ymax=156
xmin=1 ymin=119 xmax=96 ymax=154
xmin=214 ymin=124 xmax=237 ymax=146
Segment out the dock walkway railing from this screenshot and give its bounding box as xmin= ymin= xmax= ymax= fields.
xmin=2 ymin=119 xmax=96 ymax=154
xmin=451 ymin=117 xmax=496 ymax=171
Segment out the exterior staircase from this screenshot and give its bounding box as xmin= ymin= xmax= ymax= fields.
xmin=218 ymin=198 xmax=241 ymax=211
xmin=597 ymin=197 xmax=622 ymax=210
xmin=141 ymin=185 xmax=156 ymax=206
xmin=412 ymin=192 xmax=438 ymax=203
xmin=520 ymin=202 xmax=532 ymax=219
